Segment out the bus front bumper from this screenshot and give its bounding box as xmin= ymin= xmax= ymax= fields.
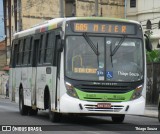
xmin=60 ymin=94 xmax=145 ymax=115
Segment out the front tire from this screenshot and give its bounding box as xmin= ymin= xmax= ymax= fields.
xmin=19 ymin=89 xmax=28 ymax=115
xmin=111 ymin=114 xmax=125 ymax=123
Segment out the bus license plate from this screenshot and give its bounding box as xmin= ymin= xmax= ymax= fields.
xmin=97 ymin=103 xmax=111 ymax=108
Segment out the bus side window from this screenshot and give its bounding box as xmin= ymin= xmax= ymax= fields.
xmin=32 ymin=34 xmax=42 ymax=67
xmin=38 ymin=35 xmax=44 ymax=64
xmin=54 ymin=35 xmax=60 ymax=66
xmin=28 ymin=37 xmax=32 ymax=65
xmin=22 ymin=39 xmax=26 ymax=65
xmin=11 ymin=41 xmax=17 ymax=68
xmin=44 ymin=32 xmax=55 ymax=64
xmin=22 ymin=37 xmax=32 ymax=66
xmin=32 ymin=39 xmax=40 ymax=67
xmin=15 ymin=40 xmax=20 ymax=66
xmin=54 ymin=35 xmax=61 ymax=78
xmin=17 ymin=40 xmax=24 ymax=66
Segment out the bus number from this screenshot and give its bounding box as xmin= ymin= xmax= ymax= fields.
xmin=75 ymin=23 xmax=88 ymax=32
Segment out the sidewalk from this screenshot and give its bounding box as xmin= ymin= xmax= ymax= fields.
xmin=0 ymin=94 xmax=8 ymax=99
xmin=0 ymin=94 xmax=158 ymax=118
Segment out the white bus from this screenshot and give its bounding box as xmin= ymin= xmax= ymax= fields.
xmin=9 ymin=17 xmax=152 ymax=123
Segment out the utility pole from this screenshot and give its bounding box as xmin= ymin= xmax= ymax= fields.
xmin=124 ymin=0 xmax=127 ymax=19
xmin=60 ymin=0 xmax=64 ymax=18
xmin=18 ymin=0 xmax=22 ymax=31
xmin=14 ymin=0 xmax=17 ymax=32
xmin=95 ymin=0 xmax=98 ymax=16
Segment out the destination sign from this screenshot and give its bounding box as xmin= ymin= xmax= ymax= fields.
xmin=72 ymin=22 xmax=136 ymax=34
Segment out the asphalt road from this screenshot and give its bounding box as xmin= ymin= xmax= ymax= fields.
xmin=0 ymin=98 xmax=159 ymax=134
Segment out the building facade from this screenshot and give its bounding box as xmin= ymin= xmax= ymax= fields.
xmin=3 ymin=0 xmax=17 ymax=65
xmin=127 ymin=0 xmax=160 ymax=49
xmin=0 ymin=40 xmax=8 ymax=95
xmin=21 ymin=0 xmax=125 ymax=30
xmin=3 ymin=0 xmax=125 ymax=65
xmin=0 ymin=40 xmax=6 ymax=69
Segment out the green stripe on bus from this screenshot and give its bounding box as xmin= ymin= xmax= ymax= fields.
xmin=75 ymin=88 xmax=134 ymax=102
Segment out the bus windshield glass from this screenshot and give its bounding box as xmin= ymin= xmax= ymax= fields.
xmin=65 ymin=36 xmax=143 ymax=82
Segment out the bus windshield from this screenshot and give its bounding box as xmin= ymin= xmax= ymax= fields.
xmin=65 ymin=36 xmax=143 ymax=82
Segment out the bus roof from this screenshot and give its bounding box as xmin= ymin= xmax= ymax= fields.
xmin=14 ymin=17 xmax=140 ymax=39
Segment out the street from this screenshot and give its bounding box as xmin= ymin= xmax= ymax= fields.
xmin=0 ymin=97 xmax=159 ymax=134
xmin=1 ymin=0 xmax=160 ymax=134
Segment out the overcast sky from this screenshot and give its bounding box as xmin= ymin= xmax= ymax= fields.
xmin=0 ymin=0 xmax=4 ymax=41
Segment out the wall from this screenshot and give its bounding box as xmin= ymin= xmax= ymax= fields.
xmin=19 ymin=0 xmax=125 ymax=30
xmin=101 ymin=0 xmax=124 ymax=18
xmin=0 ymin=71 xmax=8 ymax=95
xmin=76 ymin=0 xmax=125 ymax=18
xmin=147 ymin=63 xmax=160 ymax=105
xmin=21 ymin=0 xmax=60 ymax=30
xmin=0 ymin=40 xmax=6 ymax=69
xmin=76 ymin=0 xmax=97 ymax=17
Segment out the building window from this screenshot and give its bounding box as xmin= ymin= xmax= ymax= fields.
xmin=158 ymin=21 xmax=160 ymax=29
xmin=130 ymin=0 xmax=136 ymax=8
xmin=146 ymin=20 xmax=152 ymax=29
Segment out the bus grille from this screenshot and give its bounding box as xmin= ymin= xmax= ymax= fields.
xmin=75 ymin=84 xmax=132 ymax=93
xmin=84 ymin=104 xmax=124 ymax=112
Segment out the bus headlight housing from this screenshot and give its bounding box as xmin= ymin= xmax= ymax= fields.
xmin=131 ymin=85 xmax=143 ymax=100
xmin=65 ymin=82 xmax=79 ymax=98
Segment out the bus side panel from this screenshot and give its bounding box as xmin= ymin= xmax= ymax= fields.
xmin=22 ymin=67 xmax=32 ymax=107
xmin=9 ymin=68 xmax=14 ymax=101
xmin=36 ymin=67 xmax=46 ymax=109
xmin=36 ymin=66 xmax=57 ymax=110
xmin=31 ymin=67 xmax=36 ymax=106
xmin=51 ymin=67 xmax=57 ymax=110
xmin=15 ymin=68 xmax=21 ymax=103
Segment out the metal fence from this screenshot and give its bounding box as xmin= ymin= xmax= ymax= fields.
xmin=147 ymin=63 xmax=160 ymax=105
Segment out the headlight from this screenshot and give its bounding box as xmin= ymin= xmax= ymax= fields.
xmin=65 ymin=82 xmax=79 ymax=98
xmin=131 ymin=85 xmax=143 ymax=100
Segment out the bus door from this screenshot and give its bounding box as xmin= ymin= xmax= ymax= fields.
xmin=54 ymin=35 xmax=62 ymax=110
xmin=31 ymin=35 xmax=41 ymax=107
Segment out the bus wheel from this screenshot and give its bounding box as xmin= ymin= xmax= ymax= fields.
xmin=49 ymin=98 xmax=61 ymax=122
xmin=111 ymin=114 xmax=125 ymax=123
xmin=28 ymin=108 xmax=38 ymax=116
xmin=19 ymin=89 xmax=28 ymax=115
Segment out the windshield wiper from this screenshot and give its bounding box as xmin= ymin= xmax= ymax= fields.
xmin=83 ymin=33 xmax=100 ymax=56
xmin=96 ymin=42 xmax=100 ymax=68
xmin=110 ymin=35 xmax=126 ymax=57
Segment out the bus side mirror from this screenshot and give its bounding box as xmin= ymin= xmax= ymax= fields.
xmin=57 ymin=39 xmax=64 ymax=52
xmin=144 ymin=34 xmax=152 ymax=51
